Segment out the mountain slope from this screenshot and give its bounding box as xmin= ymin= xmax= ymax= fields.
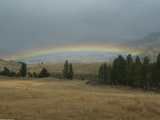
xmin=73 ymin=35 xmax=133 ymax=45
xmin=122 ymin=31 xmax=160 ymax=60
xmin=0 ymin=59 xmax=21 ymax=72
xmin=3 ymin=32 xmax=160 ymax=63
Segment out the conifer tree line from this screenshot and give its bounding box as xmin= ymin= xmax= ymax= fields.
xmin=63 ymin=60 xmax=74 ymax=80
xmin=0 ymin=67 xmax=17 ymax=77
xmin=0 ymin=60 xmax=74 ymax=79
xmin=0 ymin=62 xmax=50 ymax=78
xmin=0 ymin=62 xmax=27 ymax=77
xmin=98 ymin=54 xmax=160 ymax=90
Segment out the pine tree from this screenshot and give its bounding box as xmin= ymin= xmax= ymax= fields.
xmin=111 ymin=59 xmax=118 ymax=85
xmin=117 ymin=55 xmax=126 ymax=85
xmin=38 ymin=68 xmax=50 ymax=78
xmin=98 ymin=65 xmax=103 ymax=84
xmin=133 ymin=56 xmax=141 ymax=89
xmin=2 ymin=67 xmax=10 ymax=76
xmin=103 ymin=63 xmax=107 ymax=84
xmin=10 ymin=71 xmax=16 ymax=77
xmin=141 ymin=56 xmax=150 ymax=90
xmin=150 ymin=63 xmax=158 ymax=87
xmin=20 ymin=62 xmax=27 ymax=77
xmin=98 ymin=63 xmax=108 ymax=84
xmin=63 ymin=60 xmax=69 ymax=79
xmin=126 ymin=54 xmax=134 ymax=86
xmin=107 ymin=65 xmax=111 ymax=85
xmin=33 ymin=71 xmax=37 ymax=78
xmin=68 ymin=63 xmax=74 ymax=80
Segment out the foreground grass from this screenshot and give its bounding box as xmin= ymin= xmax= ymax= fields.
xmin=0 ymin=77 xmax=160 ymax=120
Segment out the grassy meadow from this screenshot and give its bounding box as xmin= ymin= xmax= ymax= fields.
xmin=0 ymin=76 xmax=160 ymax=120
xmin=0 ymin=59 xmax=105 ymax=79
xmin=27 ymin=62 xmax=104 ymax=74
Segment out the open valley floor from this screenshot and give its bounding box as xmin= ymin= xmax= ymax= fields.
xmin=0 ymin=77 xmax=160 ymax=120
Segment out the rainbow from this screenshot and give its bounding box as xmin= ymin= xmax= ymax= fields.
xmin=7 ymin=44 xmax=142 ymax=61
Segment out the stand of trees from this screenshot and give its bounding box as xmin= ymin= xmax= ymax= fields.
xmin=38 ymin=68 xmax=50 ymax=78
xmin=97 ymin=54 xmax=160 ymax=90
xmin=0 ymin=62 xmax=27 ymax=77
xmin=0 ymin=67 xmax=17 ymax=77
xmin=63 ymin=60 xmax=74 ymax=80
xmin=20 ymin=62 xmax=27 ymax=77
xmin=0 ymin=61 xmax=51 ymax=78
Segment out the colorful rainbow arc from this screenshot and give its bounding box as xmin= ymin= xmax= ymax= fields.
xmin=8 ymin=44 xmax=142 ymax=61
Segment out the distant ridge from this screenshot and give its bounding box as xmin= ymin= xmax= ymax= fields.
xmin=123 ymin=31 xmax=160 ymax=46
xmin=3 ymin=32 xmax=160 ymax=63
xmin=72 ymin=35 xmax=133 ymax=45
xmin=0 ymin=59 xmax=21 ymax=72
xmin=122 ymin=31 xmax=160 ymax=60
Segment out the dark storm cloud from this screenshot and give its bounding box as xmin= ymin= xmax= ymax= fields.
xmin=0 ymin=0 xmax=160 ymax=51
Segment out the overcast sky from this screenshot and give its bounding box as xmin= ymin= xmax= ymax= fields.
xmin=1 ymin=0 xmax=160 ymax=52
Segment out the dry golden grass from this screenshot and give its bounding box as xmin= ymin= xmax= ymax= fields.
xmin=0 ymin=60 xmax=21 ymax=72
xmin=0 ymin=76 xmax=160 ymax=120
xmin=0 ymin=59 xmax=105 ymax=74
xmin=27 ymin=62 xmax=105 ymax=74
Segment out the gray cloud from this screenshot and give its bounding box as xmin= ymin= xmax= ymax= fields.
xmin=0 ymin=0 xmax=160 ymax=51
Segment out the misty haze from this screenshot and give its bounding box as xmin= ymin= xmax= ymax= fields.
xmin=0 ymin=1 xmax=160 ymax=120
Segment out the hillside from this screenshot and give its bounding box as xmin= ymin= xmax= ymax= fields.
xmin=8 ymin=35 xmax=133 ymax=64
xmin=0 ymin=59 xmax=21 ymax=72
xmin=0 ymin=59 xmax=104 ymax=79
xmin=123 ymin=31 xmax=160 ymax=46
xmin=2 ymin=32 xmax=160 ymax=63
xmin=72 ymin=35 xmax=132 ymax=45
xmin=122 ymin=31 xmax=160 ymax=60
xmin=0 ymin=59 xmax=104 ymax=74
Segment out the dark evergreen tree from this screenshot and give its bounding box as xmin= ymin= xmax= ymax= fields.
xmin=98 ymin=65 xmax=103 ymax=83
xmin=126 ymin=54 xmax=134 ymax=86
xmin=63 ymin=60 xmax=69 ymax=79
xmin=68 ymin=63 xmax=74 ymax=80
xmin=1 ymin=67 xmax=18 ymax=77
xmin=150 ymin=63 xmax=158 ymax=87
xmin=141 ymin=56 xmax=150 ymax=90
xmin=20 ymin=62 xmax=27 ymax=77
xmin=10 ymin=71 xmax=16 ymax=77
xmin=111 ymin=59 xmax=118 ymax=85
xmin=2 ymin=67 xmax=10 ymax=76
xmin=33 ymin=71 xmax=37 ymax=78
xmin=97 ymin=54 xmax=160 ymax=90
xmin=98 ymin=63 xmax=108 ymax=84
xmin=133 ymin=56 xmax=141 ymax=89
xmin=103 ymin=63 xmax=107 ymax=84
xmin=117 ymin=55 xmax=126 ymax=85
xmin=38 ymin=68 xmax=50 ymax=78
xmin=107 ymin=65 xmax=111 ymax=85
